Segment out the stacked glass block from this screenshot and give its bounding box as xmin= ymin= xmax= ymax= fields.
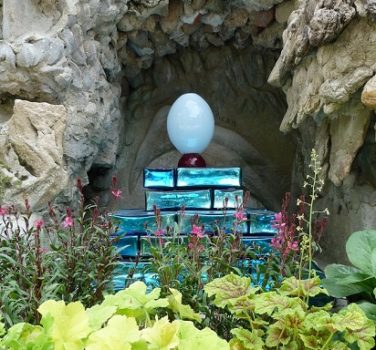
xmin=111 ymin=167 xmax=277 ymax=291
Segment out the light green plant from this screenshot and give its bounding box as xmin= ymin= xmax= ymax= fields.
xmin=204 ymin=273 xmax=375 ymax=350
xmin=0 ymin=281 xmax=229 ymax=350
xmin=295 ymin=149 xmax=329 ymax=300
xmin=322 ymin=229 xmax=376 ymax=322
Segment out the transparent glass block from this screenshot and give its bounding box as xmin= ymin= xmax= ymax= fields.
xmin=144 ymin=168 xmax=175 ymax=188
xmin=177 ymin=210 xmax=247 ymax=234
xmin=176 ymin=167 xmax=241 ymax=188
xmin=145 ymin=190 xmax=212 ymax=211
xmin=112 ymin=235 xmax=139 ymax=257
xmin=112 ymin=210 xmax=176 ymax=235
xmin=144 ymin=273 xmax=160 ymax=291
xmin=213 ymin=189 xmax=244 ymax=209
xmin=248 ymin=210 xmax=277 ymax=234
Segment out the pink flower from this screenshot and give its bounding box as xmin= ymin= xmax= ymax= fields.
xmin=34 ymin=219 xmax=44 ymax=230
xmin=0 ymin=207 xmax=7 ymax=216
xmin=191 ymin=225 xmax=204 ymax=238
xmin=111 ymin=189 xmax=122 ymax=199
xmin=63 ymin=215 xmax=74 ymax=228
xmin=154 ymin=229 xmax=165 ymax=237
xmin=234 ymin=210 xmax=247 ymax=222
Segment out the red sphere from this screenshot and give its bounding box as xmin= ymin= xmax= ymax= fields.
xmin=178 ymin=153 xmax=206 ymax=167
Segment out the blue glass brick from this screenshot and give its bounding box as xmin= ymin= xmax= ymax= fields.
xmin=213 ymin=189 xmax=244 ymax=209
xmin=248 ymin=210 xmax=277 ymax=234
xmin=144 ymin=273 xmax=160 ymax=291
xmin=112 ymin=235 xmax=139 ymax=257
xmin=177 ymin=210 xmax=247 ymax=234
xmin=112 ymin=210 xmax=176 ymax=235
xmin=176 ymin=167 xmax=241 ymax=188
xmin=145 ymin=190 xmax=212 ymax=211
xmin=144 ymin=168 xmax=175 ymax=189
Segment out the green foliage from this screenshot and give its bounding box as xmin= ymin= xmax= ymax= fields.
xmin=0 ymin=282 xmax=229 ymax=350
xmin=205 ymin=274 xmax=376 ymax=350
xmin=322 ymin=229 xmax=376 ymax=322
xmin=0 ymin=181 xmax=119 ymax=327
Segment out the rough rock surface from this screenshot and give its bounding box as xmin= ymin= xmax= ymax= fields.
xmin=270 ymin=0 xmax=376 ymax=264
xmin=0 ymin=100 xmax=68 ymax=209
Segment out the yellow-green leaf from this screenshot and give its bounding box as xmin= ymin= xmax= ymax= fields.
xmin=38 ymin=300 xmax=91 ymax=350
xmin=279 ymin=276 xmax=328 ymax=297
xmin=141 ymin=317 xmax=179 ymax=350
xmin=254 ymin=292 xmax=303 ymax=316
xmin=167 ymin=289 xmax=201 ymax=323
xmin=86 ymin=315 xmax=139 ymax=350
xmin=86 ymin=304 xmax=117 ymax=331
xmin=230 ymin=327 xmax=264 ymax=350
xmin=204 ymin=274 xmax=257 ymax=308
xmin=177 ymin=320 xmax=230 ymax=350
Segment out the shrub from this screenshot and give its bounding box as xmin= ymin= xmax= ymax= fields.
xmin=0 ymin=179 xmax=120 ymax=326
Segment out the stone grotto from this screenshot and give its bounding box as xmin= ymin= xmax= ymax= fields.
xmin=0 ymin=0 xmax=375 ymax=265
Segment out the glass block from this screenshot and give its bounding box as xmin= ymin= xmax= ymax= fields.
xmin=213 ymin=189 xmax=244 ymax=209
xmin=144 ymin=168 xmax=175 ymax=189
xmin=177 ymin=210 xmax=247 ymax=234
xmin=111 ymin=210 xmax=176 ymax=235
xmin=248 ymin=210 xmax=277 ymax=234
xmin=145 ymin=190 xmax=212 ymax=211
xmin=112 ymin=235 xmax=139 ymax=257
xmin=176 ymin=167 xmax=241 ymax=188
xmin=144 ymin=273 xmax=160 ymax=291
xmin=241 ymin=236 xmax=272 ymax=253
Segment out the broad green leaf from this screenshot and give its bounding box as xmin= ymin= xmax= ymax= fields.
xmin=86 ymin=304 xmax=117 ymax=331
xmin=321 ymin=277 xmax=375 ymax=298
xmin=230 ymin=327 xmax=264 ymax=350
xmin=167 ymin=289 xmax=201 ymax=323
xmin=177 ymin=320 xmax=230 ymax=350
xmin=86 ymin=315 xmax=139 ymax=350
xmin=325 ymin=264 xmax=361 ymax=278
xmin=358 ymin=301 xmax=376 ymax=322
xmin=279 ymin=276 xmax=327 ymax=297
xmin=324 ymin=264 xmax=370 ymax=283
xmin=253 ymin=292 xmax=303 ymax=316
xmin=38 ymin=300 xmax=91 ymax=350
xmin=141 ymin=317 xmax=179 ymax=350
xmin=371 ymin=248 xmax=376 ymax=276
xmin=346 ymin=230 xmax=376 ymax=275
xmin=204 ymin=274 xmax=257 ymax=308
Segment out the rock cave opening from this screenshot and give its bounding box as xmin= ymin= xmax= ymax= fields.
xmin=98 ymin=2 xmax=298 ymax=212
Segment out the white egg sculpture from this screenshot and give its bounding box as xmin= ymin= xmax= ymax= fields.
xmin=167 ymin=93 xmax=215 ymax=154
